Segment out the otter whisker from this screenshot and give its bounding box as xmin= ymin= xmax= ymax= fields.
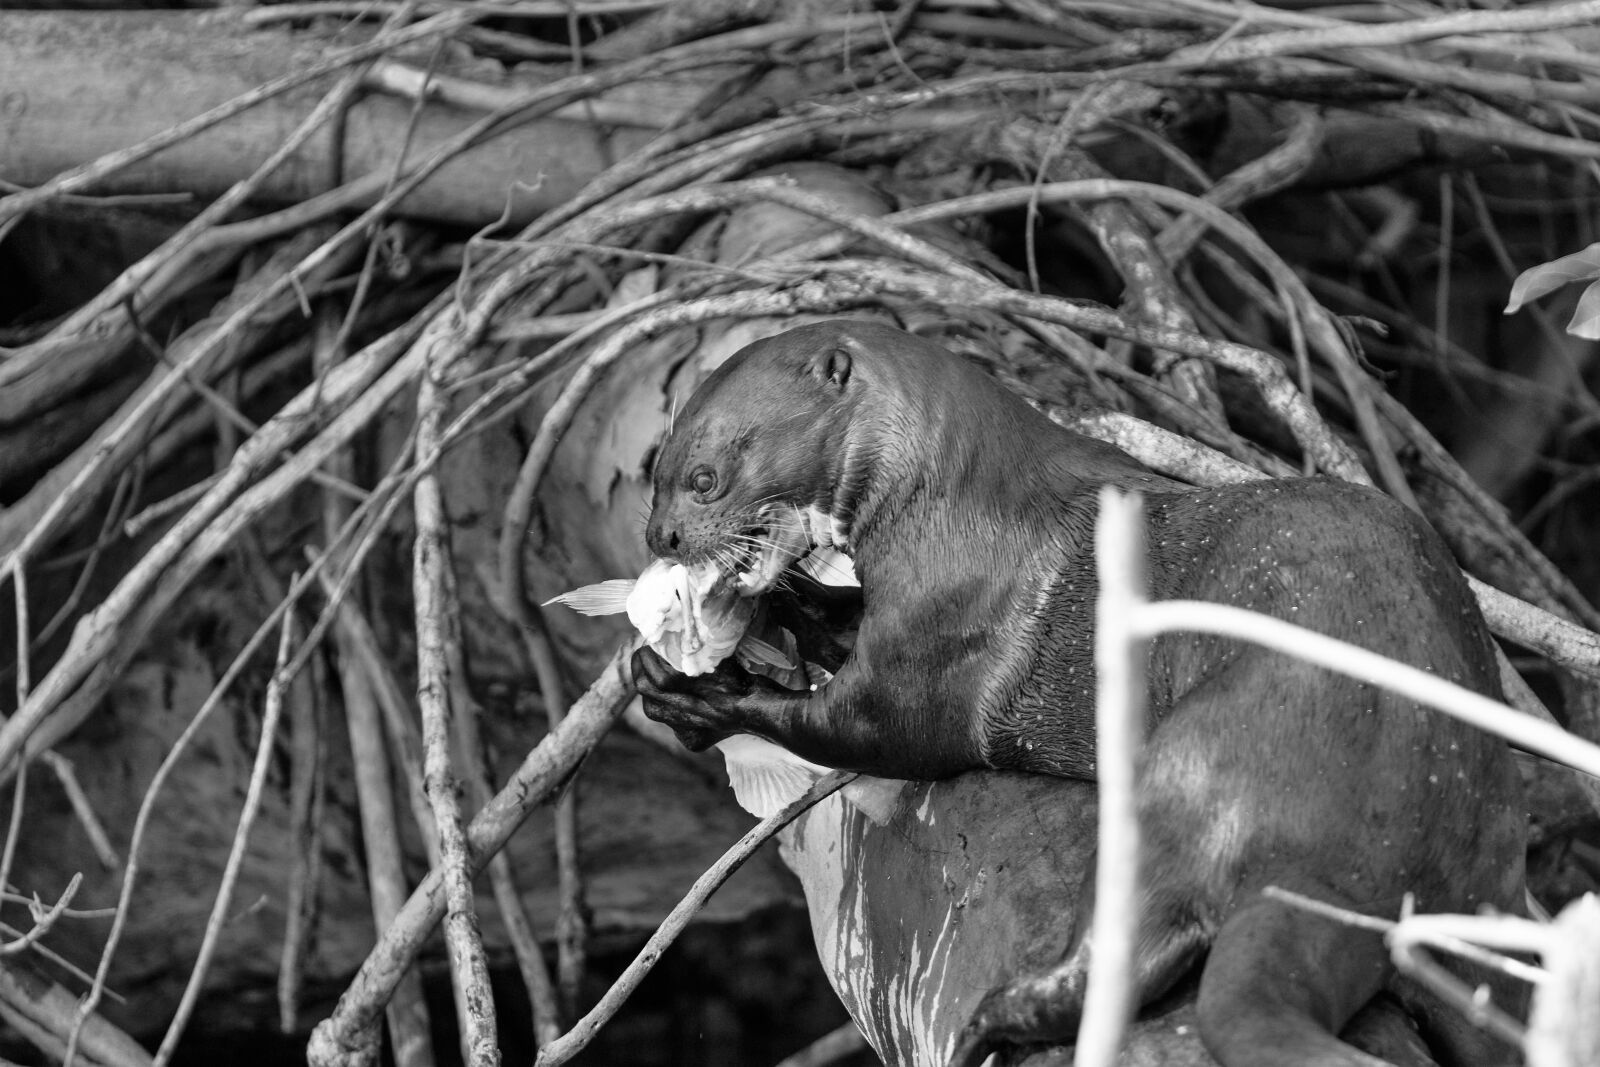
xmin=712 ymin=545 xmax=744 ymax=577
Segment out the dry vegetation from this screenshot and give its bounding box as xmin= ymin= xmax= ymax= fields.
xmin=4 ymin=0 xmax=1600 ymax=1064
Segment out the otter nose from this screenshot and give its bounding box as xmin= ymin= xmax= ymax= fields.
xmin=645 ymin=513 xmax=683 ymax=557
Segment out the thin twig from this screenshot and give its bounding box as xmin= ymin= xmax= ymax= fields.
xmin=772 ymin=1023 xmax=869 ymax=1067
xmin=1369 ymin=101 xmax=1600 ymax=163
xmin=151 ymin=598 xmax=298 ymax=1066
xmin=1262 ymin=885 xmax=1546 ymax=1029
xmin=1163 ymin=0 xmax=1600 ymax=68
xmin=801 ymin=257 xmax=1369 ymax=483
xmin=19 ymin=470 xmax=136 ymax=666
xmin=2 ymin=39 xmax=748 ymax=579
xmin=0 ymin=567 xmax=29 ymax=917
xmin=439 ymin=548 xmax=569 ymax=1045
xmin=276 ymin=642 xmax=327 ymax=1035
xmin=1155 ymin=104 xmax=1323 ymax=262
xmin=0 ymin=957 xmax=151 ymax=1067
xmin=63 ymin=408 xmax=438 ymax=1066
xmin=791 ymin=177 xmax=1406 ymax=499
xmin=1134 ymin=600 xmax=1600 ymax=780
xmin=0 ymin=228 xmax=359 ymax=581
xmin=331 ymin=15 xmax=446 ymax=360
xmin=494 ymin=398 xmax=589 ymax=1020
xmin=244 ymin=0 xmax=668 ymax=25
xmin=0 ymin=65 xmax=874 ymax=776
xmin=1376 ymin=388 xmax=1600 ymax=633
xmin=319 ymin=559 xmax=439 ymax=1067
xmin=312 ymin=298 xmax=439 ymax=1067
xmin=453 ymin=658 xmax=563 ymax=1048
xmin=36 ymin=72 xmax=365 ymax=349
xmin=512 ymin=283 xmax=871 ymax=508
xmin=0 ymin=300 xmax=434 ymax=773
xmin=533 ymin=769 xmax=856 ymax=1067
xmin=307 ymin=641 xmax=637 ymax=1067
xmin=36 ymin=755 xmax=117 ymax=870
xmin=1075 ymin=489 xmax=1145 ymax=1067
xmin=414 ymin=361 xmax=500 ymax=1067
xmin=0 ymin=875 xmax=83 ymax=958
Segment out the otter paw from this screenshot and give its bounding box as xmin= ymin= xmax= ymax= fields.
xmin=947 ymin=972 xmax=1086 ymax=1067
xmin=946 ymin=1025 xmax=998 ymax=1067
xmin=631 ymin=646 xmax=753 ymax=751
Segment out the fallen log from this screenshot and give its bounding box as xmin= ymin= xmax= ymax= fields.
xmin=0 ymin=10 xmax=697 ymax=228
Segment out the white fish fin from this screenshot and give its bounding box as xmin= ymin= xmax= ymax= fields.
xmin=797 ymin=547 xmax=860 ymax=588
xmin=715 ymin=736 xmax=828 ymax=818
xmin=544 ymin=579 xmax=636 ymax=615
xmin=737 ymin=633 xmax=797 ymax=669
xmin=715 ymin=737 xmax=905 ymax=825
xmin=841 ymin=777 xmax=907 ymax=827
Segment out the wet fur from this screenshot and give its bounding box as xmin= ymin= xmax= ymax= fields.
xmin=634 ymin=320 xmax=1527 ymax=1066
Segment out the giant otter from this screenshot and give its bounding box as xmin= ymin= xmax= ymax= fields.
xmin=632 ymin=320 xmax=1527 ymax=1067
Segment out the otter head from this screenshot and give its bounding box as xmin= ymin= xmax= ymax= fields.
xmin=646 ymin=324 xmax=869 ymax=596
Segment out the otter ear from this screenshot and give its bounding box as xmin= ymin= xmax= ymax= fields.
xmin=810 ymin=346 xmax=852 ymax=390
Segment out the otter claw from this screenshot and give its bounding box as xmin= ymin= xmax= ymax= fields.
xmin=667 ymin=722 xmax=724 ymax=752
xmin=948 ymin=971 xmax=1086 ymax=1067
xmin=947 ymin=992 xmax=1022 ymax=1067
xmin=632 ymin=646 xmax=744 ymax=750
xmin=946 ymin=1025 xmax=998 ymax=1067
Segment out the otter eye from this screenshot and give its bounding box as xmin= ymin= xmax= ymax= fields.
xmin=691 ymin=468 xmax=717 ymax=495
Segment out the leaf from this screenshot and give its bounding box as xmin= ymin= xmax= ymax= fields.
xmin=1567 ymin=278 xmax=1600 ymax=341
xmin=1505 ymin=241 xmax=1600 ymax=314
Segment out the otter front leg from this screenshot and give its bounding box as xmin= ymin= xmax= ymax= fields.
xmin=631 ymin=647 xmax=976 ymax=777
xmin=631 ymin=647 xmax=798 ymax=752
xmin=632 ymin=647 xmax=873 ymax=765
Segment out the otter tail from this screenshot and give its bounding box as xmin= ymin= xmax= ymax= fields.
xmin=946 ymin=887 xmax=1210 ymax=1067
xmin=1198 ymin=890 xmax=1395 ymax=1067
xmin=949 ymin=883 xmax=1462 ymax=1067
xmin=1202 ymin=887 xmax=1531 ymax=1067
